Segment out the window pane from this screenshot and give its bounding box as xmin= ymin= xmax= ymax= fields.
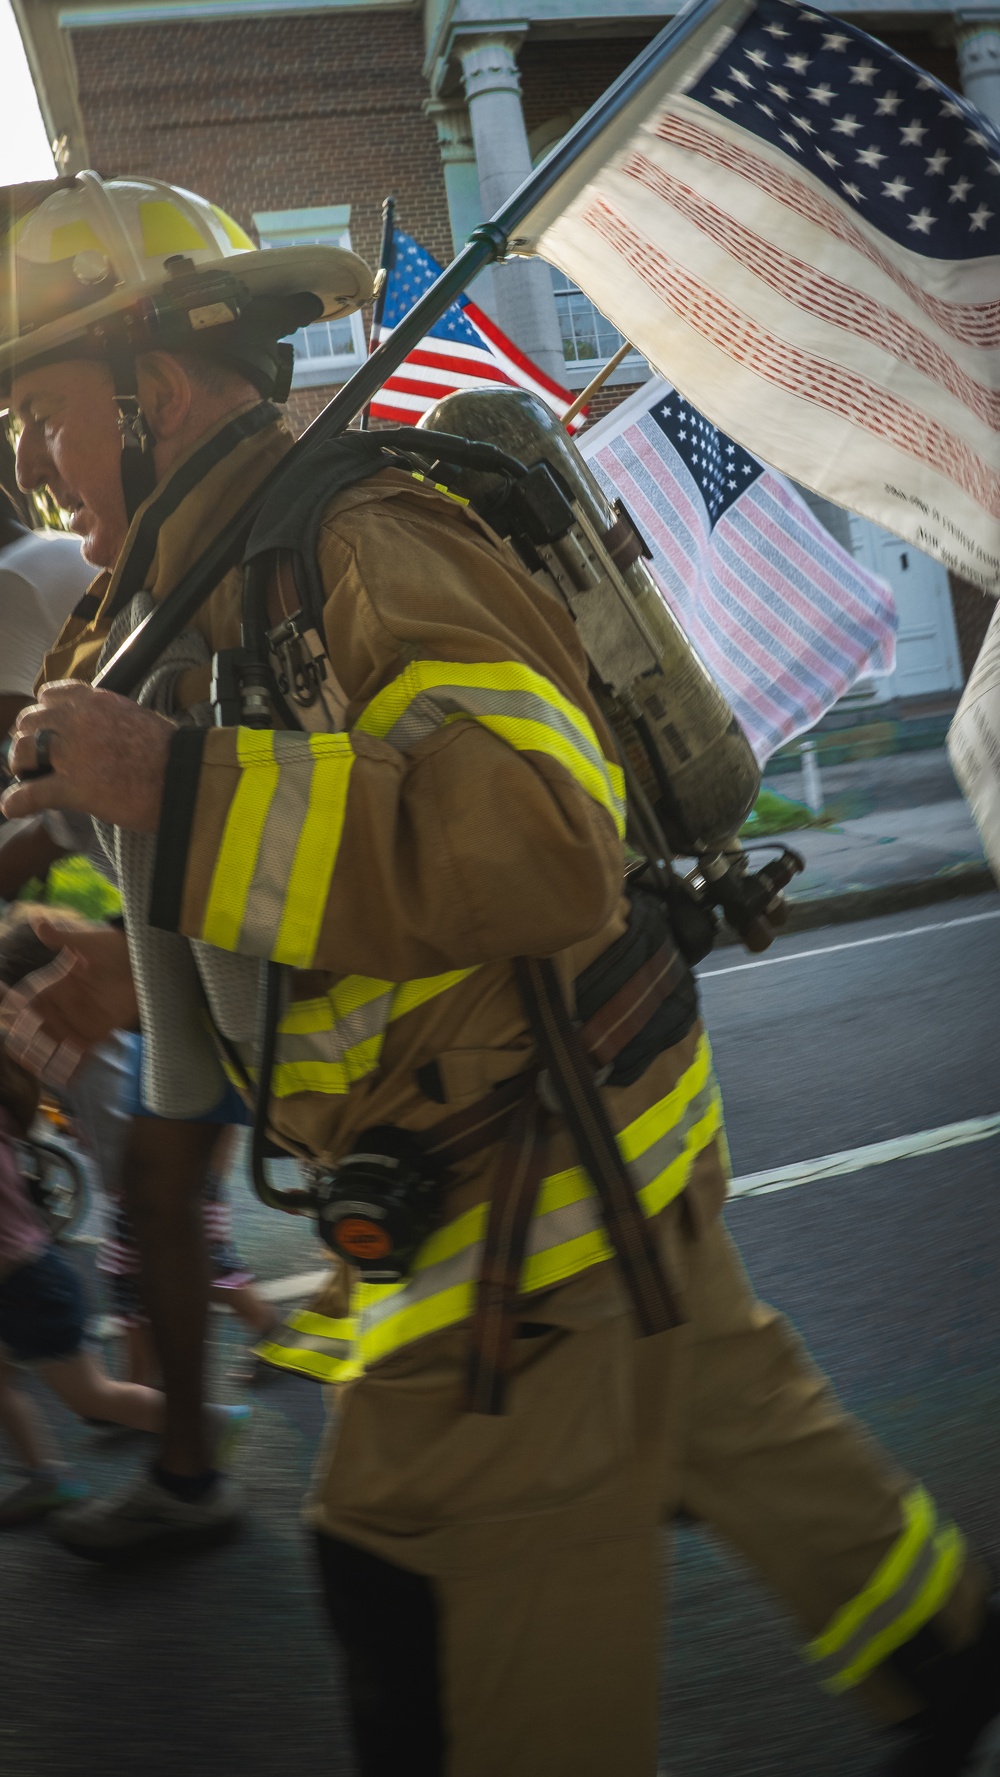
xmin=293 ymin=316 xmax=358 ymax=362
xmin=254 ymin=217 xmax=363 ymax=373
xmin=550 ymin=266 xmax=629 ymax=367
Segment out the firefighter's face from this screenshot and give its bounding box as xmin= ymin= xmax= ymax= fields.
xmin=11 ymin=360 xmax=130 ymax=569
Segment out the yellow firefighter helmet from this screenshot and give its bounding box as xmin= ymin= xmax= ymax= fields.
xmin=0 ymin=170 xmax=373 ymax=384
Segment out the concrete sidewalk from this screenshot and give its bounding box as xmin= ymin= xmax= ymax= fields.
xmin=746 ymin=747 xmax=994 ymax=934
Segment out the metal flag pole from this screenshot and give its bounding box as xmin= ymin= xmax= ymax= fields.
xmin=357 ymin=195 xmax=396 ymax=433
xmin=97 ymin=0 xmax=730 ymax=697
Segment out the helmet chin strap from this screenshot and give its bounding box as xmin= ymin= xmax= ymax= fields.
xmin=108 ymin=342 xmax=158 ymax=523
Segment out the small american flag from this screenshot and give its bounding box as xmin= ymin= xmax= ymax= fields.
xmin=368 ymin=228 xmax=581 ymax=429
xmin=580 ymin=377 xmax=897 ymax=763
xmin=518 ymin=0 xmax=1000 ymax=593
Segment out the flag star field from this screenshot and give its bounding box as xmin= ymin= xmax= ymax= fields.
xmin=528 ymin=0 xmax=1000 ymax=586
xmin=690 ymin=0 xmax=1000 ymax=257
xmin=371 ymin=228 xmax=578 ymax=426
xmin=652 ymin=394 xmax=762 ymax=525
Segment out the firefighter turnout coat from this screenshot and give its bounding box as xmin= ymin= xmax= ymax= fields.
xmin=41 ymin=404 xmax=987 ymax=1777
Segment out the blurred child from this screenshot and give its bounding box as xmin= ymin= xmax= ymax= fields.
xmin=0 ymin=1039 xmax=165 ymax=1525
xmin=0 ymin=914 xmax=278 ymax=1388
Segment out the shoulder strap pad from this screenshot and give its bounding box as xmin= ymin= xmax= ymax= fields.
xmin=243 ymin=428 xmax=527 ymax=623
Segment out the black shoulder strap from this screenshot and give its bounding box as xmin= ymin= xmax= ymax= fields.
xmin=242 ymin=427 xmax=526 ymax=626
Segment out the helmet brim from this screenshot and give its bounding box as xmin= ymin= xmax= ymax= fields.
xmin=0 ymin=241 xmax=374 ymax=384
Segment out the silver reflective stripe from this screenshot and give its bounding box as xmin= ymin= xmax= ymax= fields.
xmin=238 ymin=731 xmax=318 ymax=956
xmin=271 ymin=1330 xmax=348 ymax=1359
xmin=379 ymin=681 xmax=613 ymax=793
xmin=376 ymin=689 xmax=448 ymax=751
xmin=359 ymin=1077 xmax=719 ymax=1341
xmin=809 ymin=1531 xmax=946 ymax=1690
xmin=276 ymin=990 xmax=395 ymax=1068
xmin=630 ymin=1080 xmax=718 ymax=1190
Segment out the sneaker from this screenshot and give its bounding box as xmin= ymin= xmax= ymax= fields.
xmin=206 ymin=1402 xmax=251 ymax=1471
xmin=48 ymin=1468 xmax=243 ymax=1560
xmin=0 ymin=1472 xmax=89 ymax=1527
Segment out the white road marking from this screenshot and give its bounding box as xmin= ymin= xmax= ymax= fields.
xmin=699 ymin=905 xmax=1000 ymax=978
xmin=730 ymin=1111 xmax=1000 ymax=1198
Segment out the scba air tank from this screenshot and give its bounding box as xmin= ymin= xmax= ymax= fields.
xmin=417 ymin=388 xmax=760 ymax=857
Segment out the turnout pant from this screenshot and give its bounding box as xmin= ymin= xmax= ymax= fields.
xmin=311 ymin=1139 xmax=987 ymax=1777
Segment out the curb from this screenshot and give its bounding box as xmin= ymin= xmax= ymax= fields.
xmin=714 ymin=862 xmax=996 ymax=946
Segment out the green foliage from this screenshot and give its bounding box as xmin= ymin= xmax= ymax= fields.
xmin=740 ymin=788 xmax=822 ymax=838
xmin=18 ymin=856 xmax=123 ymax=920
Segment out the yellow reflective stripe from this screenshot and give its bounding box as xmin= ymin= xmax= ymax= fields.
xmin=359 ymin=660 xmax=598 ymax=754
xmin=620 ymin=1030 xmax=712 ymax=1167
xmin=274 ymin=734 xmax=354 ymax=968
xmin=357 ymin=659 xmax=626 ymax=837
xmin=520 ymin=1031 xmax=717 ymax=1225
xmin=255 ymin=1308 xmax=362 ymax=1383
xmin=411 ymin=1200 xmax=488 ymax=1276
xmin=831 ymin=1525 xmax=966 ymax=1693
xmin=271 ymin=1036 xmax=382 ymax=1097
xmin=264 ymin=968 xmax=474 ymax=1097
xmin=255 ymin=1340 xmax=363 ymax=1383
xmin=287 ymin=1311 xmax=356 ymax=1340
xmin=390 ymin=967 xmax=477 ymax=1020
xmin=290 ymin=1060 xmax=720 ymax=1378
xmin=354 ymin=1054 xmax=722 ymax=1370
xmin=279 ymin=969 xmax=475 ymax=1038
xmin=476 ymin=711 xmax=624 ymax=835
xmin=640 ymin=1096 xmax=722 ymax=1217
xmin=202 ymin=730 xmax=279 ymax=950
xmin=805 ymin=1487 xmax=966 ymax=1692
xmin=808 ymin=1488 xmax=934 ymax=1664
xmin=362 ymin=1282 xmax=476 ymax=1367
xmin=408 ymin=470 xmax=470 ymax=506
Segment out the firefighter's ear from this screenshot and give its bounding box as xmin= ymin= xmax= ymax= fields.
xmin=134 ymin=350 xmax=194 ymax=444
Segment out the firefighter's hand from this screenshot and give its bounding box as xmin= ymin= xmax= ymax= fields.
xmin=1 ymin=681 xmax=174 ymax=830
xmin=0 ymin=917 xmax=138 ymax=1085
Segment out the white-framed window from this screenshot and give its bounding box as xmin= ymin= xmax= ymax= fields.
xmin=549 ymin=267 xmax=646 ymax=388
xmin=252 ymin=205 xmax=367 ymax=390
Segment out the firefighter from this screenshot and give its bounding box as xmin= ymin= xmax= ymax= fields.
xmin=0 ymin=172 xmax=996 ymax=1777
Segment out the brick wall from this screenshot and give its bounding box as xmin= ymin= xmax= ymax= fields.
xmin=518 ymin=33 xmax=654 ymax=140
xmin=70 ymin=9 xmax=453 ymax=286
xmin=69 ymin=11 xmax=967 ymax=470
xmin=285 ymin=385 xmax=339 ymax=436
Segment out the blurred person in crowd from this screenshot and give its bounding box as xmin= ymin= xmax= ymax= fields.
xmin=0 ymin=433 xmax=93 ymax=743
xmin=0 ymin=915 xmax=248 ymax=1526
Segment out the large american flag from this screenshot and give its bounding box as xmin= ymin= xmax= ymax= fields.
xmin=580 ymin=377 xmax=897 ymax=762
xmin=368 ymin=228 xmax=581 ymax=429
xmin=516 ymin=0 xmax=1000 ymax=594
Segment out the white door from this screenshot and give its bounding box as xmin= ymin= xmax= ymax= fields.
xmin=848 ymin=517 xmax=963 ymax=698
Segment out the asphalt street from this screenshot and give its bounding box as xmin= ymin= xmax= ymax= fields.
xmin=1 ymin=891 xmax=998 ymax=1777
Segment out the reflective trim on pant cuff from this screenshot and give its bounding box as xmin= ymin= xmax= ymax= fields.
xmin=805 ymin=1486 xmax=966 ymax=1693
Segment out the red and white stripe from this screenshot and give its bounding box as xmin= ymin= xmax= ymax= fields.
xmin=527 ymin=84 xmax=1000 ymax=592
xmin=370 ymin=299 xmax=585 ymax=431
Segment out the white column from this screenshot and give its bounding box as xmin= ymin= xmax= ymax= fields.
xmin=457 ymin=30 xmax=567 ymax=385
xmin=956 ymin=12 xmax=1000 ymax=127
xmin=424 ymin=97 xmax=498 ymax=319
